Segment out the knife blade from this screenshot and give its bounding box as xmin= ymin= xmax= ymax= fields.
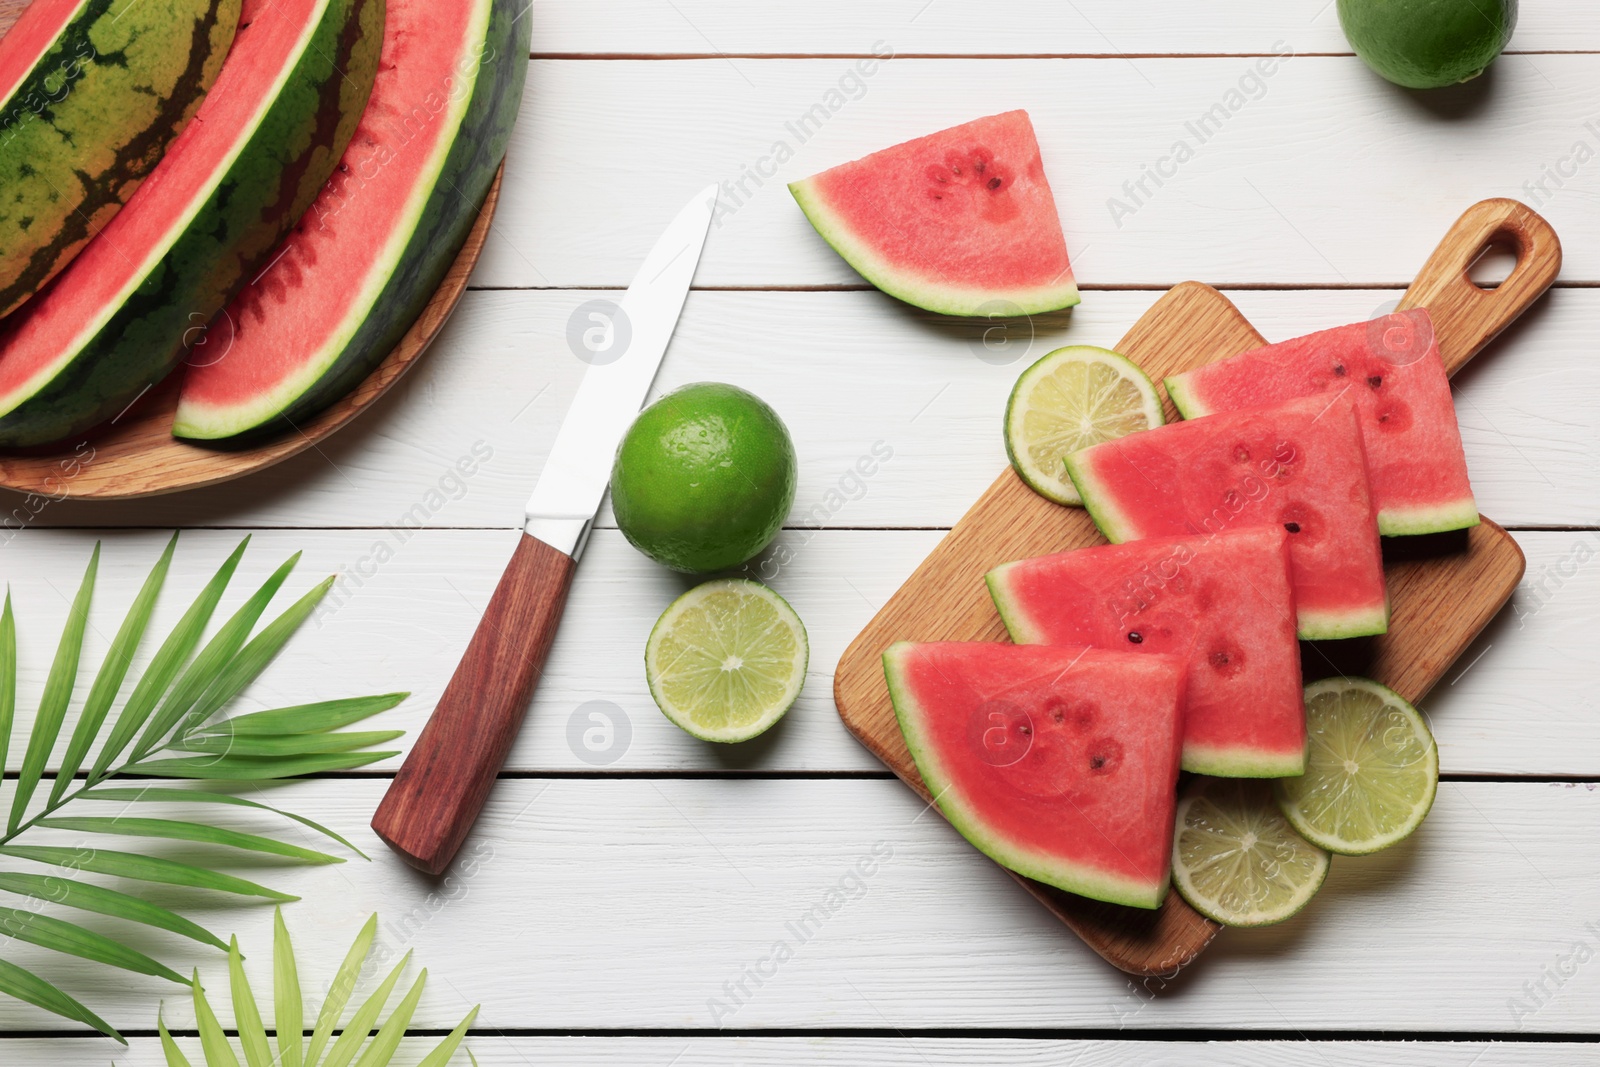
xmin=372 ymin=185 xmax=719 ymax=874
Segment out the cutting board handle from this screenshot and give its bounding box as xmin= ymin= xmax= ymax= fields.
xmin=1397 ymin=197 xmax=1561 ymax=377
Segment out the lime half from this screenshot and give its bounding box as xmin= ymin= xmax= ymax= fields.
xmin=1275 ymin=677 xmax=1439 ymax=855
xmin=645 ymin=579 xmax=808 ymax=743
xmin=1173 ymin=777 xmax=1331 ymax=927
xmin=1004 ymin=346 xmax=1163 ymax=506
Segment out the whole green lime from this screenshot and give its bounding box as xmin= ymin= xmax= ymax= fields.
xmin=1339 ymin=0 xmax=1516 ymax=89
xmin=612 ymin=382 xmax=797 ymax=573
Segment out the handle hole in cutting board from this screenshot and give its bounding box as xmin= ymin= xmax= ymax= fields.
xmin=1467 ymin=235 xmax=1520 ymax=290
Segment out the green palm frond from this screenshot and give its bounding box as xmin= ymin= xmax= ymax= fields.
xmin=157 ymin=911 xmax=478 ymax=1067
xmin=0 ymin=536 xmax=408 ymax=1042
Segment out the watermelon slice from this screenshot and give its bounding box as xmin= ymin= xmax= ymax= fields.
xmin=987 ymin=526 xmax=1305 ymax=778
xmin=883 ymin=641 xmax=1185 ymax=909
xmin=0 ymin=0 xmax=240 ymax=320
xmin=1165 ymin=309 xmax=1477 ymax=536
xmin=1066 ymin=394 xmax=1388 ymax=641
xmin=789 ymin=111 xmax=1079 ymax=317
xmin=0 ymin=0 xmax=381 ymax=447
xmin=173 ymin=0 xmax=531 ymax=442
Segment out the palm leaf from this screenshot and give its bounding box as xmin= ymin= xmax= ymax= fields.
xmin=196 ymin=693 xmax=408 ymax=737
xmin=0 ymin=871 xmax=226 ymax=949
xmin=50 ymin=533 xmax=176 ymax=806
xmin=0 ymin=539 xmax=409 ymax=1039
xmin=160 ymin=911 xmax=478 ymax=1066
xmin=0 ymin=845 xmax=299 ymax=901
xmin=0 ymin=591 xmax=14 ymax=778
xmin=0 ymin=906 xmax=189 ymax=984
xmin=90 ymin=538 xmax=249 ymax=782
xmin=80 ymin=786 xmax=368 ymax=858
xmin=8 ymin=543 xmax=97 ymax=832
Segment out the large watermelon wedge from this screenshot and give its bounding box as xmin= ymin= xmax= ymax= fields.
xmin=0 ymin=0 xmax=240 ymax=321
xmin=884 ymin=641 xmax=1185 ymax=909
xmin=789 ymin=111 xmax=1079 ymax=317
xmin=0 ymin=0 xmax=382 ymax=448
xmin=1165 ymin=309 xmax=1477 ymax=536
xmin=1066 ymin=394 xmax=1388 ymax=641
xmin=987 ymin=526 xmax=1306 ymax=778
xmin=173 ymin=0 xmax=530 ymax=442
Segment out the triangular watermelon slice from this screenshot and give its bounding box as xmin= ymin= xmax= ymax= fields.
xmin=883 ymin=641 xmax=1185 ymax=909
xmin=1066 ymin=394 xmax=1388 ymax=641
xmin=987 ymin=526 xmax=1305 ymax=778
xmin=1165 ymin=309 xmax=1477 ymax=536
xmin=789 ymin=111 xmax=1079 ymax=317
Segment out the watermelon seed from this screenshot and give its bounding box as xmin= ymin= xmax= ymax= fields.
xmin=1367 ymin=375 xmax=1382 ymax=388
xmin=1284 ymin=522 xmax=1301 ymax=533
xmin=1127 ymin=631 xmax=1144 ymax=644
xmin=1333 ymin=364 xmax=1346 ymax=376
xmin=987 ymin=177 xmax=1003 ymax=190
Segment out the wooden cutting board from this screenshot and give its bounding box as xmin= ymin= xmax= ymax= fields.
xmin=833 ymin=198 xmax=1561 ymax=977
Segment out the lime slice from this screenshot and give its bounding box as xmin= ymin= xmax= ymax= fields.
xmin=1173 ymin=776 xmax=1331 ymax=927
xmin=1004 ymin=345 xmax=1163 ymax=506
xmin=1274 ymin=677 xmax=1439 ymax=855
xmin=645 ymin=578 xmax=808 ymax=743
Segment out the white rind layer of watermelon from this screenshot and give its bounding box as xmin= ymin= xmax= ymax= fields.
xmin=884 ymin=641 xmax=1185 ymax=910
xmin=789 ymin=111 xmax=1079 ymax=317
xmin=1164 ymin=309 xmax=1477 ymax=537
xmin=172 ymin=0 xmax=531 ymax=441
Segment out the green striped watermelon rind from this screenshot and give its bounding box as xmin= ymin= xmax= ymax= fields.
xmin=0 ymin=0 xmax=383 ymax=448
xmin=1164 ymin=365 xmax=1480 ymax=539
xmin=1062 ymin=448 xmax=1390 ymax=642
xmin=984 ymin=562 xmax=1309 ymax=779
xmin=173 ymin=0 xmax=532 ymax=443
xmin=882 ymin=641 xmax=1168 ymax=910
xmin=0 ymin=0 xmax=242 ymax=320
xmin=788 ymin=177 xmax=1081 ymax=319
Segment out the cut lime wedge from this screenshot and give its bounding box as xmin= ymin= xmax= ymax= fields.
xmin=1275 ymin=677 xmax=1439 ymax=855
xmin=645 ymin=579 xmax=808 ymax=743
xmin=1004 ymin=345 xmax=1163 ymax=506
xmin=1173 ymin=776 xmax=1331 ymax=927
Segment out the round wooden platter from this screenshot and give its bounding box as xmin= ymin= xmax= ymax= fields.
xmin=0 ymin=165 xmax=503 ymax=501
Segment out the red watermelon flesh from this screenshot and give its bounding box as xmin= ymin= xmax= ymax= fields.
xmin=788 ymin=111 xmax=1079 ymax=317
xmin=987 ymin=526 xmax=1305 ymax=778
xmin=1065 ymin=394 xmax=1387 ymax=641
xmin=883 ymin=641 xmax=1185 ymax=909
xmin=1165 ymin=309 xmax=1476 ymax=536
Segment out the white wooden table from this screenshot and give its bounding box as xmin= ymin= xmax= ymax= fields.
xmin=4 ymin=2 xmax=1600 ymax=1061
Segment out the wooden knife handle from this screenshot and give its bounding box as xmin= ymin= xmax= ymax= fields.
xmin=1398 ymin=197 xmax=1562 ymax=377
xmin=372 ymin=533 xmax=576 ymax=874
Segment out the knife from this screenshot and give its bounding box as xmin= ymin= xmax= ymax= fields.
xmin=372 ymin=185 xmax=720 ymax=874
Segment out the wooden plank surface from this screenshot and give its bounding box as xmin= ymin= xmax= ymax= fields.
xmin=3 ymin=287 xmax=1595 ymax=531
xmin=9 ymin=1038 xmax=1595 ymax=1065
xmin=0 ymin=526 xmax=1593 ymax=776
xmin=526 ymin=1 xmax=1600 ymax=56
xmin=482 ymin=56 xmax=1600 ymax=288
xmin=0 ymin=779 xmax=1594 ymax=1035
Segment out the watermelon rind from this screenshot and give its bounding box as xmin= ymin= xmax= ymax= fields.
xmin=1297 ymin=601 xmax=1391 ymax=642
xmin=172 ymin=0 xmax=532 ymax=442
xmin=1374 ymin=500 xmax=1481 ymax=538
xmin=0 ymin=0 xmax=242 ymax=320
xmin=0 ymin=0 xmax=383 ymax=447
xmin=982 ymin=564 xmax=1048 ymax=644
xmin=788 ymin=177 xmax=1081 ymax=318
xmin=882 ymin=642 xmax=1168 ymax=910
xmin=1003 ymin=345 xmax=1164 ymax=507
xmin=1060 ymin=448 xmax=1139 ymax=544
xmin=1162 ymin=373 xmax=1209 ymax=420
